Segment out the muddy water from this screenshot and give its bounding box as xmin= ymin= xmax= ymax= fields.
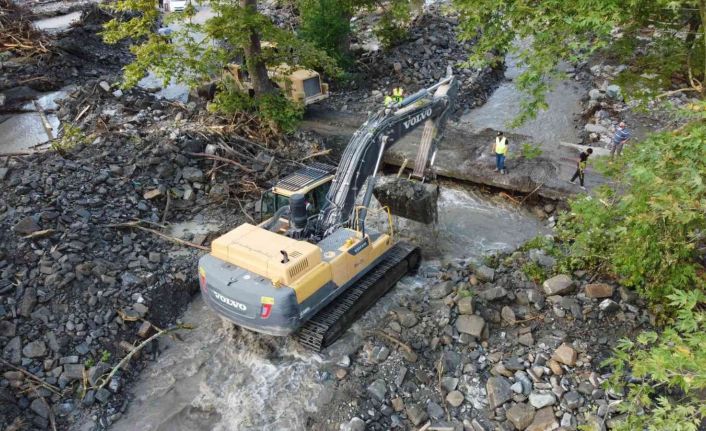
xmin=0 ymin=87 xmax=73 ymax=152
xmin=33 ymin=11 xmax=82 ymax=33
xmin=105 ymin=185 xmax=546 ymax=431
xmin=460 ymin=48 xmax=584 ymax=148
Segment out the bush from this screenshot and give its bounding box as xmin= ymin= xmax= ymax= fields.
xmin=521 ymin=261 xmax=547 ymax=284
xmin=518 ymin=142 xmax=543 ymax=159
xmin=557 ymin=122 xmax=706 ymax=305
xmin=210 ymin=79 xmax=304 ymax=133
xmin=603 ymin=290 xmax=706 ymax=430
xmin=52 ymin=124 xmax=88 ymax=156
xmin=374 ymin=0 xmax=411 ymax=48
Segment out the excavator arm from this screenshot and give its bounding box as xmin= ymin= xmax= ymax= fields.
xmin=316 ymin=74 xmax=459 ymax=236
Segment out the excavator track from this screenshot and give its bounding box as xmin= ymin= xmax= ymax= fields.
xmin=296 ymin=242 xmax=421 ymax=352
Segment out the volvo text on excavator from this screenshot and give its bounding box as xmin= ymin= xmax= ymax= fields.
xmin=198 ymin=74 xmax=459 ymax=351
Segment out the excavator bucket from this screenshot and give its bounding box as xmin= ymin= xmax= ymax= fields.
xmin=373 ymin=176 xmax=439 ymax=224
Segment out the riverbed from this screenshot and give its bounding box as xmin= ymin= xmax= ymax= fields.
xmin=102 ymin=184 xmax=546 ymax=431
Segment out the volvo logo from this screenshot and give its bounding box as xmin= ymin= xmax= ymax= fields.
xmin=403 ymin=108 xmax=433 ymax=129
xmin=213 ymin=291 xmax=248 ymax=311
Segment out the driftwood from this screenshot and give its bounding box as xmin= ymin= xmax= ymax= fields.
xmin=105 ymin=220 xmax=209 ymax=251
xmin=96 ymin=323 xmax=193 ymax=390
xmin=0 ymin=358 xmax=62 ymax=395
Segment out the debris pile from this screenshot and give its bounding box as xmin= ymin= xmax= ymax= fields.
xmin=0 ymin=80 xmax=325 ymax=429
xmin=315 ymin=245 xmax=650 ymax=431
xmin=326 ymin=8 xmax=504 ymax=116
xmin=0 ymin=0 xmax=49 ymax=56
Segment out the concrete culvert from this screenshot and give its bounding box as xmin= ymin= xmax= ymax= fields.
xmin=373 ymin=176 xmax=439 ymax=224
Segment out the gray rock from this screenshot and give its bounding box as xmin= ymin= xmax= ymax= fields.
xmin=479 ymin=286 xmax=507 ymax=301
xmin=506 ymin=402 xmax=535 ymax=430
xmin=455 ymin=315 xmax=485 ymax=338
xmin=30 ymin=398 xmax=50 ymax=419
xmin=441 ymin=376 xmax=459 ymax=392
xmin=584 ymin=123 xmax=609 ymax=135
xmin=501 ymin=306 xmax=516 ymax=324
xmin=430 ymin=280 xmax=454 ymax=299
xmin=22 ymin=340 xmax=47 ymax=358
xmin=529 ymin=391 xmax=556 ymax=409
xmin=446 ymin=390 xmax=464 ymax=407
xmin=3 ymin=336 xmax=21 ymax=364
xmin=606 ymin=84 xmax=622 ymax=100
xmin=14 ymin=216 xmax=41 ymax=235
xmin=341 ymin=417 xmax=365 ymax=431
xmin=486 ymin=376 xmax=513 ymax=409
xmin=0 ymin=321 xmax=16 ymax=337
xmin=367 ymin=379 xmax=387 ymax=402
xmin=19 ymin=287 xmax=37 ymax=317
xmin=99 ymin=81 xmax=111 ymax=92
xmin=88 ymin=362 xmax=111 ymax=387
xmin=95 ymin=388 xmax=111 ymax=404
xmin=82 ymin=390 xmax=96 ymax=407
xmin=457 ymin=296 xmax=474 ymax=314
xmin=475 ymin=265 xmax=495 ymax=282
xmin=563 ymin=390 xmax=582 ymax=410
xmin=588 ymin=89 xmax=604 ymax=100
xmin=511 ymin=381 xmax=523 ymax=394
xmin=406 ymin=403 xmax=428 ymax=426
xmin=63 ymin=364 xmax=85 ymax=380
xmin=182 ymin=166 xmax=204 ymax=182
xmin=529 ymin=249 xmax=556 ymax=269
xmin=427 ymin=401 xmax=445 ymax=419
xmin=395 ymin=308 xmax=418 ymax=328
xmin=542 ymin=275 xmax=575 ymax=296
xmin=599 ymin=298 xmax=620 ymax=313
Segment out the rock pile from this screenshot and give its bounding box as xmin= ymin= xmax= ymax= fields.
xmin=325 ymin=8 xmax=504 ymax=116
xmin=0 ymin=80 xmax=321 ymax=429
xmin=313 ymin=244 xmax=651 ymax=431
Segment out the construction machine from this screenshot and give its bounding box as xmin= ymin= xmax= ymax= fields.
xmin=199 ymin=74 xmax=458 ymax=351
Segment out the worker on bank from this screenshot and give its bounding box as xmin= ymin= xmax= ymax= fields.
xmin=492 ymin=131 xmax=509 ymax=174
xmin=569 ymin=148 xmax=593 ymax=190
xmin=385 ymin=87 xmax=404 ymax=107
xmin=610 ymin=121 xmax=631 ymax=160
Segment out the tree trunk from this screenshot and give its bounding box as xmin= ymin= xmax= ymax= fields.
xmin=240 ymin=0 xmax=274 ymax=96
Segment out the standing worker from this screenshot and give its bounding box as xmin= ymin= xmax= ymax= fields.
xmin=610 ymin=121 xmax=631 ymax=160
xmin=569 ymin=148 xmax=593 ymax=190
xmin=384 ymin=86 xmax=404 ymax=107
xmin=492 ymin=131 xmax=509 ymax=174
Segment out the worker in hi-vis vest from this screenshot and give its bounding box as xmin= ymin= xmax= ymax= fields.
xmin=385 ymin=87 xmax=404 ymax=107
xmin=492 ymin=131 xmax=509 ymax=174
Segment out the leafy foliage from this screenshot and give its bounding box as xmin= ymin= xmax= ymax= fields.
xmin=374 ymin=0 xmax=412 ymax=48
xmin=452 ymin=0 xmax=706 ymax=122
xmin=521 ymin=261 xmax=547 ymax=284
xmin=298 ymin=0 xmax=354 ymax=67
xmin=518 ymin=142 xmax=543 ymax=160
xmin=102 ymin=0 xmax=338 ymax=131
xmin=603 ymin=290 xmax=706 ymax=430
xmin=52 ymin=124 xmax=89 ymax=155
xmin=557 ymin=122 xmax=706 ymax=304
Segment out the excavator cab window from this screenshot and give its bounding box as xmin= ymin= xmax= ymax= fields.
xmin=257 ymin=181 xmax=332 ymax=224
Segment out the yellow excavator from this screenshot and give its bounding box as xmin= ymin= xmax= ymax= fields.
xmin=198 ymin=74 xmax=458 ymax=351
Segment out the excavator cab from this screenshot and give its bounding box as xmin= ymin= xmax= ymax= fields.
xmin=256 ymin=163 xmax=335 ymax=224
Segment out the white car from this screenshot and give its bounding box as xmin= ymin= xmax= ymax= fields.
xmin=166 ymin=0 xmax=188 ymax=12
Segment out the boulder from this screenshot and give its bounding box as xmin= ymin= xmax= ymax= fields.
xmin=526 ymin=406 xmax=559 ymax=431
xmin=553 ymin=343 xmax=577 ymax=366
xmin=430 ymin=281 xmax=454 ymax=299
xmin=599 ymin=299 xmax=620 ymax=313
xmin=529 ymin=391 xmax=557 ymax=409
xmin=584 ymin=283 xmax=614 ymax=299
xmin=22 ymin=340 xmax=47 ymax=358
xmin=475 ymin=265 xmax=495 ymax=282
xmin=486 ymin=376 xmax=512 ymax=409
xmin=446 ymin=390 xmax=464 ymax=407
xmin=457 ymin=296 xmax=474 ymax=314
xmin=507 ymin=403 xmax=536 ymax=430
xmin=479 ymin=286 xmax=507 ymax=301
xmin=406 ymin=403 xmax=428 ymax=426
xmin=455 ymin=315 xmax=485 ymax=338
xmin=367 ymin=379 xmax=387 ymax=402
xmin=14 ymin=216 xmax=41 ymax=235
xmin=542 ymin=275 xmax=575 ymax=296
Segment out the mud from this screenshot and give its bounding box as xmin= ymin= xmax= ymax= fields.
xmin=374 ymin=177 xmax=439 ymax=224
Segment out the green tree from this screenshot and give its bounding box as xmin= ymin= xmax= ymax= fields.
xmin=102 ymin=0 xmax=338 ymax=131
xmin=452 ymin=0 xmax=706 ymax=123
